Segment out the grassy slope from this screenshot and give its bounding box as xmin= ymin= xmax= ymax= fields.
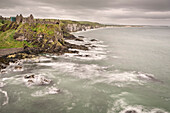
xmin=0 ymin=30 xmax=32 ymax=49
xmin=0 ymin=20 xmax=34 ymax=49
xmin=0 ymin=19 xmax=104 ymax=49
xmin=60 ymin=20 xmax=104 ymax=27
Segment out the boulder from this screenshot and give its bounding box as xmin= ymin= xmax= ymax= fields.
xmin=125 ymin=110 xmax=137 ymax=113
xmin=90 ymin=39 xmax=97 ymax=41
xmin=75 ymin=38 xmax=84 ymax=41
xmin=78 ymin=36 xmax=85 ymax=38
xmin=24 ymin=74 xmax=52 ymax=86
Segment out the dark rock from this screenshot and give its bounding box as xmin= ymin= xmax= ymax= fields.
xmin=125 ymin=110 xmax=137 ymax=113
xmin=78 ymin=36 xmax=85 ymax=38
xmin=0 ymin=69 xmax=6 ymax=74
xmin=85 ymin=55 xmax=90 ymax=57
xmin=64 ymin=42 xmax=88 ymax=50
xmin=66 ymin=50 xmax=79 ymax=54
xmin=75 ymin=54 xmax=90 ymax=57
xmin=75 ymin=55 xmax=83 ymax=57
xmin=63 ymin=32 xmax=76 ymax=39
xmin=24 ymin=75 xmax=35 ymax=79
xmin=75 ymin=38 xmax=84 ymax=41
xmin=28 ymin=80 xmax=34 ymax=83
xmin=91 ymin=45 xmax=97 ymax=48
xmin=14 ymin=65 xmax=22 ymax=70
xmin=90 ymin=39 xmax=97 ymax=41
xmin=85 ymin=43 xmax=91 ymax=46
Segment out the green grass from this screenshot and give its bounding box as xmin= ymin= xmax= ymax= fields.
xmin=0 ymin=30 xmax=33 ymax=49
xmin=60 ymin=20 xmax=104 ymax=27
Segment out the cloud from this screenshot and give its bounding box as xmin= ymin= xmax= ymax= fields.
xmin=0 ymin=0 xmax=170 ymax=25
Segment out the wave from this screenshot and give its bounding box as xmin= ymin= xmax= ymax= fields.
xmin=31 ymin=86 xmax=60 ymax=97
xmin=0 ymin=89 xmax=9 ymax=106
xmin=108 ymin=99 xmax=169 ymax=113
xmin=37 ymin=61 xmax=160 ymax=87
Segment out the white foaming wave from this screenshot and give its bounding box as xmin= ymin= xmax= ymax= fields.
xmin=23 ymin=74 xmax=52 ymax=87
xmin=0 ymin=60 xmax=24 ymax=74
xmin=66 ymin=47 xmax=107 ymax=60
xmin=93 ymin=71 xmax=156 ymax=87
xmin=2 ymin=75 xmax=23 ymax=85
xmin=37 ymin=61 xmax=156 ymax=86
xmin=37 ymin=62 xmax=77 ymax=73
xmin=108 ymin=99 xmax=169 ymax=113
xmin=37 ymin=62 xmax=105 ymax=79
xmin=1 ymin=73 xmax=52 ymax=87
xmin=31 ymin=86 xmax=60 ymax=97
xmin=74 ymin=54 xmax=107 ymax=60
xmin=112 ymin=56 xmax=121 ymax=59
xmin=38 ymin=56 xmax=52 ymax=62
xmin=13 ymin=67 xmax=24 ymax=72
xmin=64 ymin=37 xmax=108 ymax=61
xmin=0 ymin=89 xmax=9 ymax=106
xmin=0 ymin=81 xmax=5 ymax=88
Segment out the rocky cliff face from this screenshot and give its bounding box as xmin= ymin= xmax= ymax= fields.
xmin=0 ymin=22 xmax=19 ymax=32
xmin=65 ymin=23 xmax=100 ymax=32
xmin=14 ymin=23 xmax=66 ymax=53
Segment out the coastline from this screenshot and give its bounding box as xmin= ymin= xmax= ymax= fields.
xmin=0 ymin=26 xmax=99 ymax=70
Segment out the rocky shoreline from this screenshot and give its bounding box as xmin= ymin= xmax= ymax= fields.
xmin=0 ymin=14 xmax=104 ymax=71
xmin=0 ymin=39 xmax=89 ymax=70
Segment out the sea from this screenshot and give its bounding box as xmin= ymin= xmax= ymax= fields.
xmin=0 ymin=26 xmax=170 ymax=113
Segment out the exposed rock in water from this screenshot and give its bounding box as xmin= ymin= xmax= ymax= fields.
xmin=14 ymin=65 xmax=23 ymax=71
xmin=64 ymin=42 xmax=88 ymax=50
xmin=63 ymin=31 xmax=76 ymax=40
xmin=0 ymin=69 xmax=7 ymax=74
xmin=90 ymin=39 xmax=97 ymax=41
xmin=78 ymin=36 xmax=85 ymax=38
xmin=24 ymin=74 xmax=52 ymax=86
xmin=125 ymin=110 xmax=137 ymax=113
xmin=91 ymin=45 xmax=97 ymax=48
xmin=14 ymin=65 xmax=22 ymax=70
xmin=75 ymin=54 xmax=90 ymax=57
xmin=85 ymin=43 xmax=91 ymax=46
xmin=75 ymin=38 xmax=84 ymax=41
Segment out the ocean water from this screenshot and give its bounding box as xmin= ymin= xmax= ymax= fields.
xmin=0 ymin=26 xmax=170 ymax=113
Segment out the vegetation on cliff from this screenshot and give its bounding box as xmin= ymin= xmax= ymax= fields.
xmin=0 ymin=17 xmax=104 ymax=50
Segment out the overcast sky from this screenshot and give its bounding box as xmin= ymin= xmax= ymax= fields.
xmin=0 ymin=0 xmax=170 ymax=25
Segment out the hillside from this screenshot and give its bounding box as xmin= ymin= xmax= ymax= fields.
xmin=0 ymin=17 xmax=102 ymax=50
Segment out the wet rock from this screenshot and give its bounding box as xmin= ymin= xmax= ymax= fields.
xmin=125 ymin=110 xmax=137 ymax=113
xmin=65 ymin=42 xmax=88 ymax=50
xmin=63 ymin=32 xmax=76 ymax=39
xmin=85 ymin=55 xmax=90 ymax=57
xmin=91 ymin=45 xmax=97 ymax=48
xmin=67 ymin=50 xmax=79 ymax=54
xmin=24 ymin=74 xmax=52 ymax=86
xmin=78 ymin=36 xmax=85 ymax=38
xmin=24 ymin=74 xmax=35 ymax=79
xmin=28 ymin=80 xmax=34 ymax=83
xmin=85 ymin=43 xmax=91 ymax=46
xmin=75 ymin=54 xmax=90 ymax=57
xmin=14 ymin=65 xmax=22 ymax=70
xmin=0 ymin=69 xmax=7 ymax=74
xmin=90 ymin=39 xmax=97 ymax=41
xmin=75 ymin=38 xmax=84 ymax=41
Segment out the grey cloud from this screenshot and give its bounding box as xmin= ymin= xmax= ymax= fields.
xmin=0 ymin=0 xmax=170 ymax=25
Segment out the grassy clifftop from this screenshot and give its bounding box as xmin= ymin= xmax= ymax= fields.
xmin=0 ymin=20 xmax=64 ymax=49
xmin=0 ymin=18 xmax=104 ymax=50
